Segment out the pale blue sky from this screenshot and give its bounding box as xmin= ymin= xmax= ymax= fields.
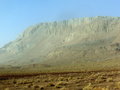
xmin=0 ymin=0 xmax=120 ymax=47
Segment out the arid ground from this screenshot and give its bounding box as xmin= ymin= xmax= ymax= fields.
xmin=1 ymin=17 xmax=120 ymax=90
xmin=0 ymin=70 xmax=120 ymax=90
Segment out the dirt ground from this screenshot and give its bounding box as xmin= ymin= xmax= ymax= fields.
xmin=0 ymin=70 xmax=120 ymax=90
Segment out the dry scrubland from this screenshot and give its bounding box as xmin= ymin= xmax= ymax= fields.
xmin=0 ymin=70 xmax=120 ymax=90
xmin=1 ymin=17 xmax=120 ymax=89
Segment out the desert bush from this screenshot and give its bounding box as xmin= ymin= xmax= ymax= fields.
xmin=60 ymin=87 xmax=69 ymax=90
xmin=95 ymin=76 xmax=106 ymax=83
xmin=68 ymin=77 xmax=72 ymax=80
xmin=56 ymin=81 xmax=68 ymax=86
xmin=116 ymin=82 xmax=120 ymax=89
xmin=43 ymin=79 xmax=50 ymax=82
xmin=33 ymin=85 xmax=40 ymax=88
xmin=83 ymin=83 xmax=93 ymax=90
xmin=16 ymin=79 xmax=32 ymax=84
xmin=55 ymin=81 xmax=68 ymax=88
xmin=12 ymin=79 xmax=17 ymax=84
xmin=34 ymin=79 xmax=41 ymax=83
xmin=55 ymin=84 xmax=62 ymax=88
xmin=40 ymin=86 xmax=44 ymax=90
xmin=25 ymin=83 xmax=33 ymax=88
xmin=47 ymin=83 xmax=55 ymax=87
xmin=58 ymin=77 xmax=65 ymax=81
xmin=93 ymin=87 xmax=109 ymax=90
xmin=106 ymin=77 xmax=113 ymax=82
xmin=4 ymin=88 xmax=10 ymax=90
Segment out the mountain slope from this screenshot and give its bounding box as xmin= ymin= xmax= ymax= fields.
xmin=1 ymin=16 xmax=120 ymax=71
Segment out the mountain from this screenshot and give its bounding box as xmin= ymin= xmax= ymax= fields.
xmin=1 ymin=16 xmax=120 ymax=72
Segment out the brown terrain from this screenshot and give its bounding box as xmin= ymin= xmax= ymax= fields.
xmin=1 ymin=16 xmax=120 ymax=89
xmin=0 ymin=70 xmax=120 ymax=90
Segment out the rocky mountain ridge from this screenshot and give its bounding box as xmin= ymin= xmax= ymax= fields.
xmin=0 ymin=16 xmax=120 ymax=71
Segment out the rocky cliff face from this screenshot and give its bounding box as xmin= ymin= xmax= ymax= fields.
xmin=1 ymin=16 xmax=120 ymax=71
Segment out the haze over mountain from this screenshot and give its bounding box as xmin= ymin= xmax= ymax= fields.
xmin=1 ymin=16 xmax=120 ymax=71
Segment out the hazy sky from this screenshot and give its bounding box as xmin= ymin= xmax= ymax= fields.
xmin=0 ymin=0 xmax=120 ymax=47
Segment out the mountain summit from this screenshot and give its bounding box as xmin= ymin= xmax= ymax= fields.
xmin=1 ymin=16 xmax=120 ymax=71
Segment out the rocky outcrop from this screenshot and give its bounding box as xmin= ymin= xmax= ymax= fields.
xmin=1 ymin=16 xmax=120 ymax=71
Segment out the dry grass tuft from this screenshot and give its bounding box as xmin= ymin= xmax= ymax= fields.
xmin=93 ymin=87 xmax=109 ymax=90
xmin=4 ymin=88 xmax=10 ymax=90
xmin=47 ymin=83 xmax=55 ymax=87
xmin=95 ymin=76 xmax=106 ymax=83
xmin=83 ymin=83 xmax=93 ymax=90
xmin=32 ymin=85 xmax=40 ymax=88
xmin=57 ymin=81 xmax=68 ymax=86
xmin=40 ymin=86 xmax=44 ymax=90
xmin=116 ymin=82 xmax=120 ymax=89
xmin=25 ymin=83 xmax=33 ymax=88
xmin=55 ymin=81 xmax=68 ymax=88
xmin=106 ymin=77 xmax=113 ymax=82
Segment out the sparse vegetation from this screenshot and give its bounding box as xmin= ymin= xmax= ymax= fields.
xmin=83 ymin=83 xmax=93 ymax=90
xmin=0 ymin=70 xmax=119 ymax=90
xmin=47 ymin=83 xmax=55 ymax=87
xmin=33 ymin=85 xmax=40 ymax=88
xmin=4 ymin=88 xmax=10 ymax=90
xmin=106 ymin=77 xmax=113 ymax=82
xmin=116 ymin=82 xmax=120 ymax=89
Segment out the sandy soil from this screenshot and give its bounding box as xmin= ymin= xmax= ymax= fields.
xmin=0 ymin=70 xmax=120 ymax=90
